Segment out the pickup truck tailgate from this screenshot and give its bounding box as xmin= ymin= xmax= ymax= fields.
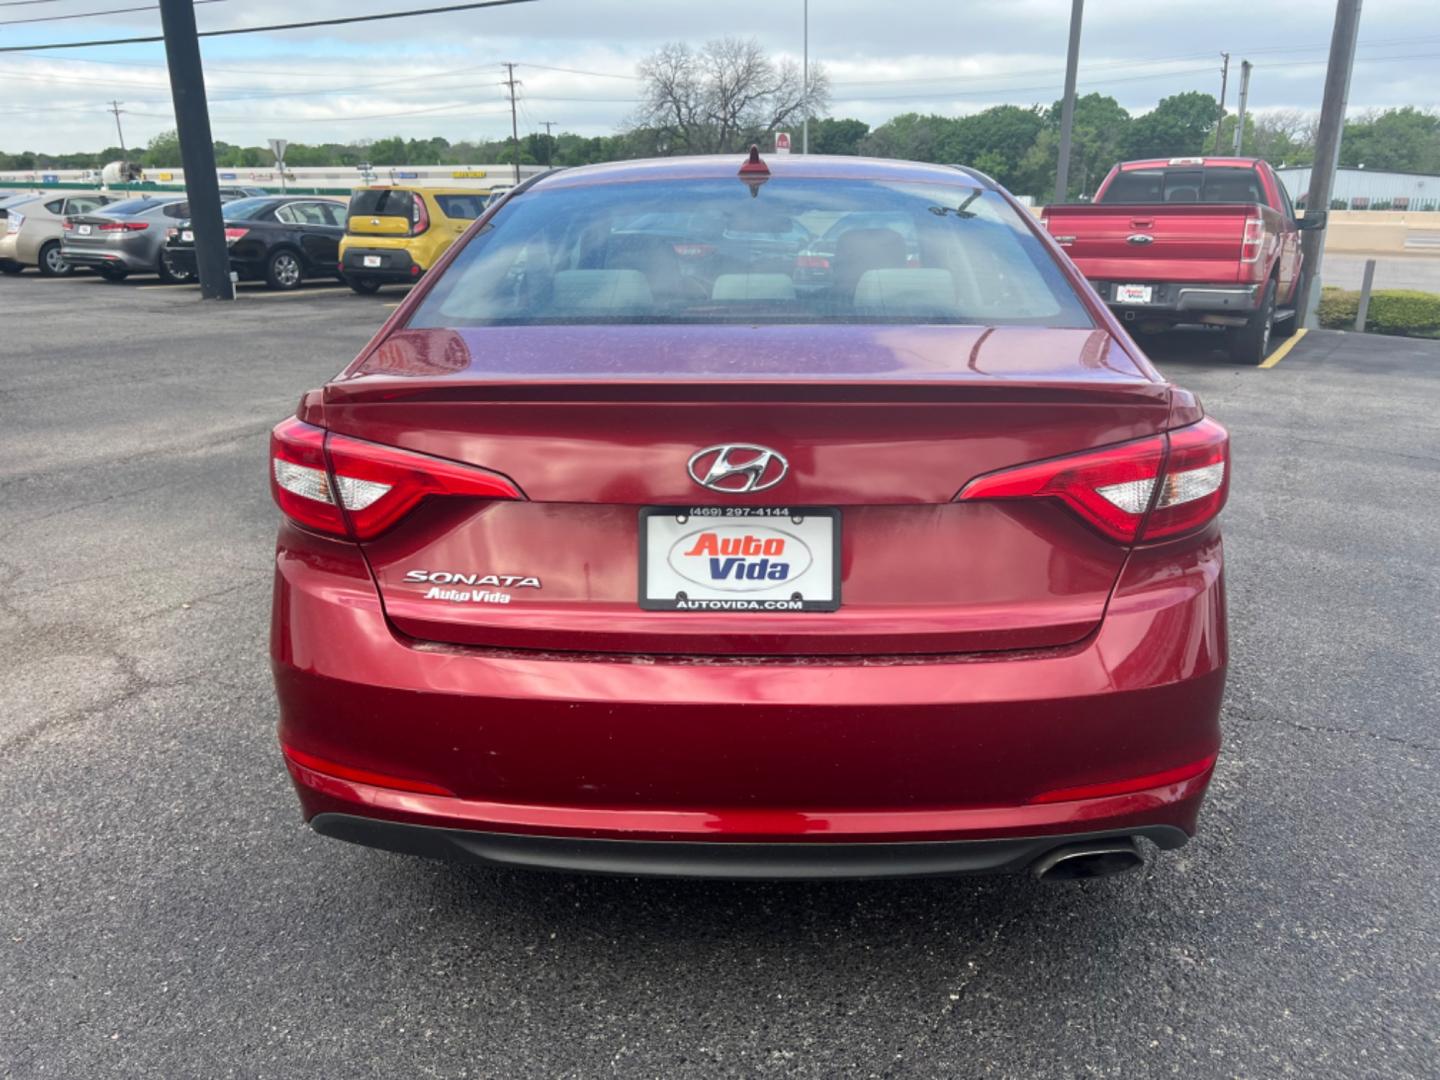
xmin=1043 ymin=203 xmax=1261 ymax=283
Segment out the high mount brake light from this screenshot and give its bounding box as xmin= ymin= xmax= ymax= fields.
xmin=958 ymin=418 xmax=1229 ymax=544
xmin=270 ymin=418 xmax=522 ymax=540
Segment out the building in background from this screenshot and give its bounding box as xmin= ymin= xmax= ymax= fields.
xmin=1277 ymin=166 xmax=1440 ymax=211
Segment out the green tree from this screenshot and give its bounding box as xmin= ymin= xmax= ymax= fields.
xmin=1016 ymin=93 xmax=1131 ymax=201
xmin=809 ymin=117 xmax=869 ymax=155
xmin=141 ymin=129 xmax=181 ymax=168
xmin=1340 ymin=107 xmax=1440 ymax=173
xmin=1122 ymin=91 xmax=1219 ymax=160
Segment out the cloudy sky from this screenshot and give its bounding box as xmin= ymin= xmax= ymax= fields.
xmin=1 ymin=0 xmax=1437 ymax=153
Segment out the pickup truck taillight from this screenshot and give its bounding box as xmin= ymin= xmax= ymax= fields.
xmin=1240 ymin=216 xmax=1264 ymax=263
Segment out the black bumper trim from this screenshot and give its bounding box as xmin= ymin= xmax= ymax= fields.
xmin=310 ymin=813 xmax=1189 ymax=880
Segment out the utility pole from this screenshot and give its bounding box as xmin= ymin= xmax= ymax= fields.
xmin=1053 ymin=0 xmax=1084 ymax=204
xmin=541 ymin=120 xmax=555 ymax=168
xmin=107 ymin=100 xmax=128 ymax=159
xmin=802 ymin=0 xmax=809 ymax=154
xmin=1212 ymin=52 xmax=1230 ymax=153
xmin=502 ymin=62 xmax=521 ymax=184
xmin=1232 ymin=60 xmax=1252 ymax=156
xmin=157 ymin=0 xmax=234 ymax=300
xmin=1297 ymin=0 xmax=1363 ymax=328
xmin=107 ymin=99 xmax=131 ymax=191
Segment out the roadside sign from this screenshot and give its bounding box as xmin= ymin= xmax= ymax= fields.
xmin=42 ymin=173 xmax=59 ymax=183
xmin=398 ymin=171 xmax=419 ymax=179
xmin=220 ymin=172 xmax=237 ymax=180
xmin=775 ymin=131 xmax=791 ymax=154
xmin=268 ymin=138 xmax=288 ymax=164
xmin=452 ymin=169 xmax=487 ymax=179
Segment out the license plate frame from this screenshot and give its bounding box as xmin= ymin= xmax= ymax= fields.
xmin=638 ymin=506 xmax=841 ymax=613
xmin=77 ymin=224 xmax=92 ymax=236
xmin=362 ymin=255 xmax=383 ymax=268
xmin=1115 ymin=284 xmax=1153 ymax=304
xmin=180 ymin=229 xmax=194 ymax=243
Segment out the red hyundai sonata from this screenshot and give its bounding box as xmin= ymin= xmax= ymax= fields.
xmin=270 ymin=152 xmax=1228 ymax=881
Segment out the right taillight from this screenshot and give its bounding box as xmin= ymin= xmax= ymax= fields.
xmin=270 ymin=417 xmax=522 ymax=541
xmin=1143 ymin=417 xmax=1230 ymax=540
xmin=957 ymin=417 xmax=1229 ymax=544
xmin=1240 ymin=216 xmax=1264 ymax=263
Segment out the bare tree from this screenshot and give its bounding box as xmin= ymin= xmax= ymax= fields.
xmin=634 ymin=37 xmax=829 ymax=155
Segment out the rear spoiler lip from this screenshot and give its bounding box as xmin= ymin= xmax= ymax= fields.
xmin=322 ymin=375 xmax=1170 ymax=407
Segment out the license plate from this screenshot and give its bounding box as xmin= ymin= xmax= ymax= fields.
xmin=639 ymin=507 xmax=840 ymax=612
xmin=1115 ymin=284 xmax=1152 ymax=304
xmin=181 ymin=230 xmax=193 ymax=242
xmin=77 ymin=224 xmax=92 ymax=236
xmin=362 ymin=255 xmax=382 ymax=268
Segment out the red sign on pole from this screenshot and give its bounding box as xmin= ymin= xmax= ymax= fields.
xmin=774 ymin=131 xmax=792 ymax=154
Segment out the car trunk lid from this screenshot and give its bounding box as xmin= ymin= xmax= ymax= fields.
xmin=324 ymin=324 xmax=1169 ymax=657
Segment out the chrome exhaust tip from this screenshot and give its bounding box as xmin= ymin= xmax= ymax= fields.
xmin=1032 ymin=837 xmax=1144 ymax=882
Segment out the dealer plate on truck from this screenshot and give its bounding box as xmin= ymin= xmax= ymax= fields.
xmin=1115 ymin=284 xmax=1153 ymax=304
xmin=181 ymin=230 xmax=193 ymax=242
xmin=639 ymin=507 xmax=840 ymax=612
xmin=363 ymin=255 xmax=383 ymax=268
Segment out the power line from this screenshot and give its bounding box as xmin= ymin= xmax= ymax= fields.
xmin=0 ymin=0 xmax=539 ymax=53
xmin=0 ymin=0 xmax=226 ymax=27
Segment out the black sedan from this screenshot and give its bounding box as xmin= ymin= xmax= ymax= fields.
xmin=165 ymin=196 xmax=348 ymax=290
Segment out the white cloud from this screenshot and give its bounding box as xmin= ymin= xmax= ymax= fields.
xmin=0 ymin=0 xmax=1434 ymax=151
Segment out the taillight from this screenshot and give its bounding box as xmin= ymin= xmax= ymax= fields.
xmin=224 ymin=227 xmax=249 ymax=244
xmin=958 ymin=417 xmax=1229 ymax=544
xmin=1240 ymin=216 xmax=1263 ymax=263
xmin=99 ymin=221 xmax=148 ymax=232
xmin=7 ymin=212 xmax=24 ymax=233
xmin=270 ymin=419 xmax=346 ymax=535
xmin=673 ymin=243 xmax=715 ymax=258
xmin=794 ymin=254 xmax=830 ymax=270
xmin=62 ymin=219 xmax=75 ymax=231
xmin=270 ymin=418 xmax=522 ymax=540
xmin=410 ymin=192 xmax=430 ymax=236
xmin=1144 ymin=417 xmax=1230 ymax=540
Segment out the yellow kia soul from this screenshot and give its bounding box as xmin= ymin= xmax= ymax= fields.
xmin=339 ymin=186 xmax=488 ymax=294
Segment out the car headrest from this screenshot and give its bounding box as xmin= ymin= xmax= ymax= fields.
xmin=551 ymin=269 xmax=654 ymax=311
xmin=710 ymin=273 xmax=797 ymax=301
xmin=853 ymin=269 xmax=957 ymax=314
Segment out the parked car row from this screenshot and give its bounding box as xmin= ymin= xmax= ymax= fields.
xmin=0 ymin=183 xmax=494 ymax=293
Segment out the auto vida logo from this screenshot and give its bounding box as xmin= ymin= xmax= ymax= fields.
xmin=686 ymin=444 xmax=788 ymax=494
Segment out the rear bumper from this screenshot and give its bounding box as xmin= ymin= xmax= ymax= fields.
xmin=340 ymin=246 xmax=424 ymax=283
xmin=1092 ymin=280 xmax=1261 ymax=323
xmin=60 ymin=245 xmax=153 ymax=271
xmin=310 ymin=813 xmax=1189 ymax=879
xmin=272 ymin=521 xmax=1226 ymax=868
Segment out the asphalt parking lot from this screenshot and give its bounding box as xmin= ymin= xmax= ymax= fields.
xmin=2 ymin=273 xmax=1437 ymax=1079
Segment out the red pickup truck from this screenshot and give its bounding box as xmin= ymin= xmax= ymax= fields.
xmin=1041 ymin=157 xmax=1325 ymax=364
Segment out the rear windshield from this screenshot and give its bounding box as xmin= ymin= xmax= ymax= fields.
xmin=221 ymin=197 xmax=283 ymax=220
xmin=101 ymin=197 xmax=166 ymax=216
xmin=1099 ymin=167 xmax=1265 ymax=205
xmin=410 ymin=178 xmax=1091 ymax=328
xmin=433 ymin=194 xmax=484 ymax=219
xmin=348 ymin=189 xmax=415 ymax=219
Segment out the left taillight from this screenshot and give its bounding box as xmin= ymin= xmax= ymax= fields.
xmin=957 ymin=417 xmax=1229 ymax=544
xmin=270 ymin=417 xmax=522 ymax=540
xmin=410 ymin=192 xmax=430 ymax=236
